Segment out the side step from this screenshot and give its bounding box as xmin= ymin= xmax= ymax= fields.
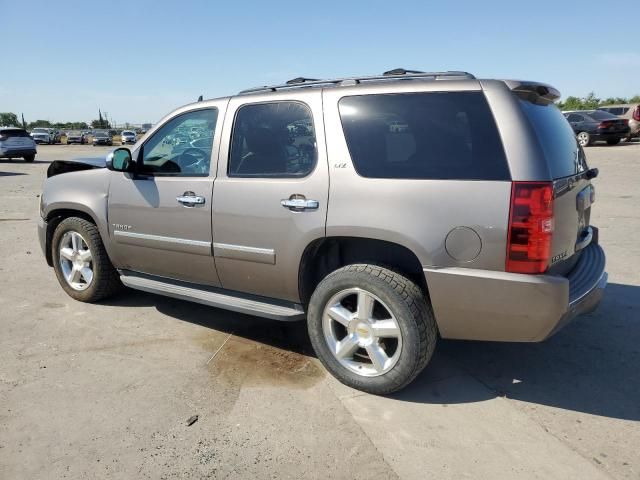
xmin=119 ymin=272 xmax=306 ymax=322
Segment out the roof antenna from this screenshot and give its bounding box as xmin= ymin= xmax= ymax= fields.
xmin=197 ymin=95 xmax=203 ymax=102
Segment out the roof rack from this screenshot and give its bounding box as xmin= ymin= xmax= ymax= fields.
xmin=238 ymin=69 xmax=475 ymax=94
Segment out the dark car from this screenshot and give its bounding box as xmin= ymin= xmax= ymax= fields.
xmin=92 ymin=131 xmax=113 ymax=146
xmin=563 ymin=110 xmax=630 ymax=146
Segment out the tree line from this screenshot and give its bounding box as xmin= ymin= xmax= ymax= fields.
xmin=556 ymin=93 xmax=640 ymax=111
xmin=0 ymin=112 xmax=110 ymax=130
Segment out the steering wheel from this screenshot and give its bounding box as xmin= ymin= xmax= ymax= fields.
xmin=178 ymin=148 xmax=207 ymax=173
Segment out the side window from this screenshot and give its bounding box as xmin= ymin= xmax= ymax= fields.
xmin=338 ymin=92 xmax=509 ymax=180
xmin=140 ymin=108 xmax=218 ymax=176
xmin=228 ymin=102 xmax=317 ymax=178
xmin=567 ymin=114 xmax=583 ymax=122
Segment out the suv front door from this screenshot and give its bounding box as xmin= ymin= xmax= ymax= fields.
xmin=107 ymin=102 xmax=227 ymax=286
xmin=212 ymin=91 xmax=328 ymax=302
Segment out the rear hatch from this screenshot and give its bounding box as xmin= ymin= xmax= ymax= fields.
xmin=589 ymin=110 xmax=629 ymax=133
xmin=0 ymin=129 xmax=35 ymax=148
xmin=517 ymin=96 xmax=595 ymax=276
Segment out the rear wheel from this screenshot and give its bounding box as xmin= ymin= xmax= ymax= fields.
xmin=307 ymin=264 xmax=437 ymax=395
xmin=23 ymin=155 xmax=35 ymax=162
xmin=607 ymin=138 xmax=621 ymax=145
xmin=577 ymin=131 xmax=591 ymax=147
xmin=51 ymin=217 xmax=122 ymax=302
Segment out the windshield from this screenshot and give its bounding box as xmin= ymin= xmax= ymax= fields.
xmin=122 ymin=131 xmax=135 ymax=135
xmin=68 ymin=131 xmax=81 ymax=135
xmin=95 ymin=132 xmax=108 ymax=138
xmin=519 ymin=99 xmax=588 ymax=178
xmin=33 ymin=128 xmax=48 ymax=133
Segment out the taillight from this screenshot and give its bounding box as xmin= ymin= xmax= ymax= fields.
xmin=506 ymin=182 xmax=554 ymax=274
xmin=633 ymin=106 xmax=640 ymax=122
xmin=598 ymin=120 xmax=613 ymax=129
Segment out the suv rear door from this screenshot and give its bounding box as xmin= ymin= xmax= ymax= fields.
xmin=212 ymin=90 xmax=328 ymax=302
xmin=517 ymin=96 xmax=595 ymax=274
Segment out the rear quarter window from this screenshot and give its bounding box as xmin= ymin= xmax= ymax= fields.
xmin=518 ymin=99 xmax=587 ymax=178
xmin=338 ymin=91 xmax=510 ymax=180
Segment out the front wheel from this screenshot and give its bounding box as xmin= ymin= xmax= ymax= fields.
xmin=23 ymin=155 xmax=35 ymax=162
xmin=577 ymin=131 xmax=591 ymax=147
xmin=307 ymin=264 xmax=437 ymax=395
xmin=51 ymin=217 xmax=122 ymax=302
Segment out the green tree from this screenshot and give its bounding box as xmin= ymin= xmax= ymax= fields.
xmin=629 ymin=95 xmax=640 ymax=104
xmin=0 ymin=112 xmax=20 ymax=127
xmin=28 ymin=120 xmax=53 ymax=128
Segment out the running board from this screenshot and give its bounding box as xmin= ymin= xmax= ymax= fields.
xmin=119 ymin=272 xmax=306 ymax=322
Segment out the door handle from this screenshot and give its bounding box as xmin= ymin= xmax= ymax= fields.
xmin=281 ymin=197 xmax=319 ymax=211
xmin=177 ymin=191 xmax=206 ymax=207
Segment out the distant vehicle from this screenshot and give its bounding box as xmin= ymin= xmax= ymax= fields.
xmin=31 ymin=128 xmax=58 ymax=144
xmin=120 ymin=130 xmax=137 ymax=145
xmin=92 ymin=131 xmax=113 ymax=146
xmin=0 ymin=127 xmax=37 ymax=162
xmin=563 ymin=110 xmax=630 ymax=146
xmin=597 ymin=104 xmax=640 ymax=141
xmin=66 ymin=131 xmax=86 ymax=144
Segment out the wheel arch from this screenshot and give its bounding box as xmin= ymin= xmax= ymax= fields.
xmin=44 ymin=208 xmax=103 ymax=267
xmin=298 ymin=236 xmax=429 ymax=307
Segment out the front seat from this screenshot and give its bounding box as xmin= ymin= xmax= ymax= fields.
xmin=236 ymin=126 xmax=288 ymax=175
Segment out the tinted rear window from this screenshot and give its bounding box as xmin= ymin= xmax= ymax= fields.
xmin=588 ymin=110 xmax=617 ymax=120
xmin=338 ymin=92 xmax=509 ymax=180
xmin=518 ymin=99 xmax=587 ymax=178
xmin=1 ymin=129 xmax=30 ymax=138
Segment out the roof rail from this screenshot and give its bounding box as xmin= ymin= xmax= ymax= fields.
xmin=238 ymin=69 xmax=476 ymax=94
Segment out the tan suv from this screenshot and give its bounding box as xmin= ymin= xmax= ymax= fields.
xmin=38 ymin=69 xmax=607 ymax=394
xmin=598 ymin=103 xmax=640 ymax=140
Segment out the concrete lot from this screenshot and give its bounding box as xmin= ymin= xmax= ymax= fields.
xmin=1 ymin=143 xmax=639 ymax=479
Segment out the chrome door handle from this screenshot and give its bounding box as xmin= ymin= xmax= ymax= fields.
xmin=177 ymin=191 xmax=205 ymax=207
xmin=281 ymin=197 xmax=319 ymax=211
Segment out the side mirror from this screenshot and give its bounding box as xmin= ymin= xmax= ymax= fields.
xmin=106 ymin=148 xmax=134 ymax=172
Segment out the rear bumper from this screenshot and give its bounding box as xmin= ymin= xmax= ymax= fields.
xmin=424 ymin=240 xmax=607 ymax=342
xmin=0 ymin=147 xmax=37 ymax=157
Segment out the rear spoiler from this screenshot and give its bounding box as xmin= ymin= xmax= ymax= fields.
xmin=503 ymin=80 xmax=561 ymax=104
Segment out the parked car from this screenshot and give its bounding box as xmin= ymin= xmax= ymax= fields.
xmin=31 ymin=128 xmax=58 ymax=144
xmin=598 ymin=103 xmax=640 ymax=140
xmin=563 ymin=110 xmax=630 ymax=146
xmin=92 ymin=131 xmax=113 ymax=146
xmin=120 ymin=130 xmax=137 ymax=145
xmin=66 ymin=131 xmax=86 ymax=144
xmin=38 ymin=69 xmax=606 ymax=395
xmin=0 ymin=127 xmax=37 ymax=162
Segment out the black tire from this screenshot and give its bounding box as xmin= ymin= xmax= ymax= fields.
xmin=607 ymin=138 xmax=621 ymax=145
xmin=307 ymin=264 xmax=437 ymax=395
xmin=23 ymin=155 xmax=35 ymax=162
xmin=51 ymin=217 xmax=122 ymax=302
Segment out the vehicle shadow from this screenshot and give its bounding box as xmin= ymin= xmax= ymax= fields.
xmin=0 ymin=171 xmax=27 ymax=177
xmin=0 ymin=159 xmax=52 ymax=165
xmin=102 ymin=290 xmax=314 ymax=357
xmin=393 ymin=282 xmax=640 ymax=421
xmin=102 ymin=281 xmax=639 ymax=420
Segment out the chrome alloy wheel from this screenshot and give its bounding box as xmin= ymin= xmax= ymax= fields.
xmin=577 ymin=132 xmax=590 ymax=147
xmin=322 ymin=288 xmax=403 ymax=377
xmin=59 ymin=231 xmax=94 ymax=291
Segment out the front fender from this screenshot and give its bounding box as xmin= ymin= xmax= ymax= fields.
xmin=41 ymin=168 xmax=115 ymax=260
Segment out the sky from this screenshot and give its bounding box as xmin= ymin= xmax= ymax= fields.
xmin=2 ymin=0 xmax=639 ymax=125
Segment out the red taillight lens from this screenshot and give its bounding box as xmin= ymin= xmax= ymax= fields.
xmin=598 ymin=120 xmax=613 ymax=129
xmin=506 ymin=181 xmax=554 ymax=274
xmin=633 ymin=106 xmax=640 ymax=122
